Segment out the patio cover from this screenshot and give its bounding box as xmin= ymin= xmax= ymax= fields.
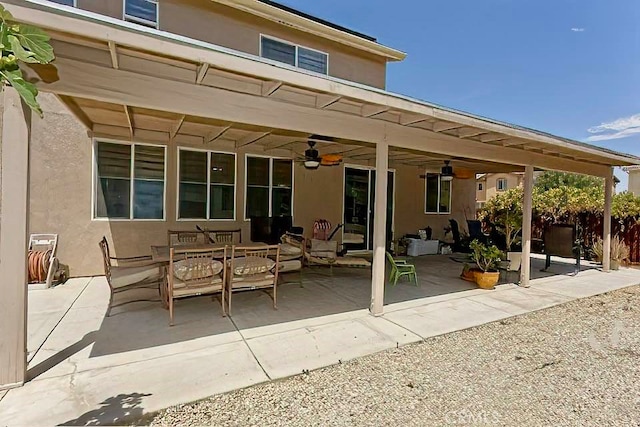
xmin=1 ymin=0 xmax=639 ymax=390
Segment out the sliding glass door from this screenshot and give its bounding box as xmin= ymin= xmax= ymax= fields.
xmin=343 ymin=166 xmax=394 ymax=251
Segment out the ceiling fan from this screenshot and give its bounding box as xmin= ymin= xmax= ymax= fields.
xmin=296 ymin=140 xmax=343 ymax=169
xmin=418 ymin=160 xmax=475 ymax=180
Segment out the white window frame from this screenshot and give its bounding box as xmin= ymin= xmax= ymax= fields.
xmin=50 ymin=0 xmax=77 ymax=7
xmin=496 ymin=178 xmax=507 ymax=191
xmin=424 ymin=173 xmax=453 ymax=215
xmin=92 ymin=138 xmax=167 ymax=221
xmin=176 ymin=148 xmax=237 ymax=222
xmin=123 ymin=0 xmax=159 ymax=29
xmin=244 ymin=154 xmax=294 ymax=221
xmin=259 ymin=34 xmax=329 ymax=75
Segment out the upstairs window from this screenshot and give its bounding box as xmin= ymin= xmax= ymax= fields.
xmin=260 ymin=36 xmax=328 ymax=75
xmin=50 ymin=0 xmax=76 ymax=6
xmin=478 ymin=182 xmax=483 ymax=191
xmin=124 ymin=0 xmax=158 ymax=28
xmin=424 ymin=174 xmax=452 ymax=214
xmin=496 ymin=178 xmax=507 ymax=191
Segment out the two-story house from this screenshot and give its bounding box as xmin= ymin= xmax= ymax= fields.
xmin=2 ymin=0 xmax=640 ymax=392
xmin=475 ymin=172 xmax=525 ymax=209
xmin=0 ymin=0 xmax=635 ymax=278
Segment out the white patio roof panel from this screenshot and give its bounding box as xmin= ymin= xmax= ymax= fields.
xmin=5 ymin=0 xmax=639 ymax=176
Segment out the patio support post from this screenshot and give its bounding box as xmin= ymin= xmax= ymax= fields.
xmin=602 ymin=168 xmax=614 ymax=272
xmin=520 ymin=165 xmax=534 ymax=287
xmin=370 ymin=140 xmax=389 ymax=315
xmin=0 ymin=87 xmax=31 ymax=390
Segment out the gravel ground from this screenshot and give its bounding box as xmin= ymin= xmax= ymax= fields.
xmin=148 ymin=285 xmax=640 ymax=427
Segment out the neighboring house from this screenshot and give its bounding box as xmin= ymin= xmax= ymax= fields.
xmin=476 ymin=172 xmax=524 ymax=209
xmin=624 ymin=166 xmax=640 ymax=196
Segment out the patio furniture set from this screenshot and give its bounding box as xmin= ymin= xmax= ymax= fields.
xmin=98 ymin=229 xmax=374 ymax=325
xmin=100 ymin=229 xmax=289 ymax=325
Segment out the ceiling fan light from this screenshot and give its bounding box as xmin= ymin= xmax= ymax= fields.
xmin=304 ymin=160 xmax=320 ymax=169
xmin=441 ymin=174 xmax=454 ymax=182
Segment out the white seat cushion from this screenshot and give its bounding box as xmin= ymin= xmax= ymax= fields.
xmin=229 ymin=273 xmax=275 ymax=289
xmin=229 ymin=257 xmax=275 ymax=276
xmin=110 ymin=265 xmax=161 ymax=289
xmin=173 ymin=259 xmax=223 ymax=282
xmin=280 ymin=243 xmax=302 ymax=256
xmin=279 ymin=259 xmax=302 ymax=272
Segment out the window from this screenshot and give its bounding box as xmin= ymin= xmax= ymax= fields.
xmin=245 ymin=156 xmax=293 ymax=219
xmin=260 ymin=36 xmax=328 ymax=75
xmin=478 ymin=183 xmax=483 ymax=191
xmin=124 ymin=0 xmax=158 ymax=28
xmin=94 ymin=141 xmax=166 ymax=220
xmin=424 ymin=173 xmax=452 ymax=214
xmin=178 ymin=149 xmax=236 ymax=220
xmin=496 ymin=178 xmax=507 ymax=191
xmin=50 ymin=0 xmax=75 ymax=6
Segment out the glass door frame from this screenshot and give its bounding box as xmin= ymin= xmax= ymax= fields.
xmin=342 ymin=164 xmax=396 ymax=251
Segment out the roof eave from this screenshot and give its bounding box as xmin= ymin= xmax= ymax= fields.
xmin=211 ymin=0 xmax=407 ymax=61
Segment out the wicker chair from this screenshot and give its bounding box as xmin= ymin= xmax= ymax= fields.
xmin=226 ymin=245 xmax=280 ymax=315
xmin=167 ymin=230 xmax=205 ymax=247
xmin=99 ymin=237 xmax=164 ymax=317
xmin=203 ymin=228 xmax=242 ymax=245
xmin=167 ymin=246 xmax=227 ymax=326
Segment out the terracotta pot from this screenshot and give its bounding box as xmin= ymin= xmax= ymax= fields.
xmin=474 ymin=271 xmax=499 ymax=289
xmin=461 ymin=267 xmax=481 ymax=282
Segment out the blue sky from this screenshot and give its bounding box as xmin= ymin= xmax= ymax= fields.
xmin=279 ymin=0 xmax=640 ymax=189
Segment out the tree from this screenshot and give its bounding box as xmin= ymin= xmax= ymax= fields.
xmin=0 ymin=4 xmax=54 ymax=117
xmin=534 ymin=171 xmax=604 ymax=192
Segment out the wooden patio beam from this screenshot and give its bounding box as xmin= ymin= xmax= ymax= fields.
xmin=34 ymin=57 xmax=611 ymax=177
xmin=236 ymin=131 xmax=271 ymax=148
xmin=261 ymin=80 xmax=283 ymax=97
xmin=123 ymin=105 xmax=134 ymax=139
xmin=108 ymin=40 xmax=119 ymax=69
xmin=206 ymin=125 xmax=231 ymax=143
xmin=170 ymin=114 xmax=186 ymax=141
xmin=196 ymin=63 xmax=210 ymax=84
xmin=57 ymin=95 xmax=93 ymax=131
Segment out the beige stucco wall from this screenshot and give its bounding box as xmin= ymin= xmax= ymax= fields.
xmin=74 ymin=0 xmax=387 ymax=88
xmin=628 ymin=169 xmax=640 ymax=196
xmin=24 ymin=94 xmax=476 ymax=277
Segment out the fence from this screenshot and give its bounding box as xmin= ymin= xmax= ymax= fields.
xmin=532 ymin=214 xmax=640 ymax=264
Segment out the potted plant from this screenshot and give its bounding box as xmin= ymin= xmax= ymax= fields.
xmin=480 ymin=188 xmax=523 ymax=271
xmin=592 ymin=236 xmax=630 ymax=270
xmin=460 ymin=262 xmax=481 ymax=282
xmin=469 ymin=239 xmax=503 ymax=289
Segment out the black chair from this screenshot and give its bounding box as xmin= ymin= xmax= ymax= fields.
xmin=542 ymin=223 xmax=581 ymax=274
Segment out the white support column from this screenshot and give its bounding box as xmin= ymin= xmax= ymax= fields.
xmin=603 ymin=168 xmax=614 ymax=272
xmin=520 ymin=165 xmax=534 ymax=287
xmin=0 ymin=87 xmax=31 ymax=389
xmin=370 ymin=141 xmax=388 ymax=315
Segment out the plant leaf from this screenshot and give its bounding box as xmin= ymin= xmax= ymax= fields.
xmin=8 ymin=34 xmax=38 ymax=63
xmin=14 ymin=24 xmax=54 ymax=64
xmin=1 ymin=68 xmax=43 ymax=117
xmin=0 ymin=4 xmax=14 ymax=23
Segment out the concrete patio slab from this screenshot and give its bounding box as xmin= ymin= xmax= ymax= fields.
xmin=1 ymin=256 xmax=639 ymax=427
xmin=383 ymin=297 xmax=513 ymax=338
xmin=244 ymin=311 xmax=421 ymax=379
xmin=466 ymin=286 xmax=574 ymax=316
xmin=1 ymin=340 xmax=268 ymax=427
